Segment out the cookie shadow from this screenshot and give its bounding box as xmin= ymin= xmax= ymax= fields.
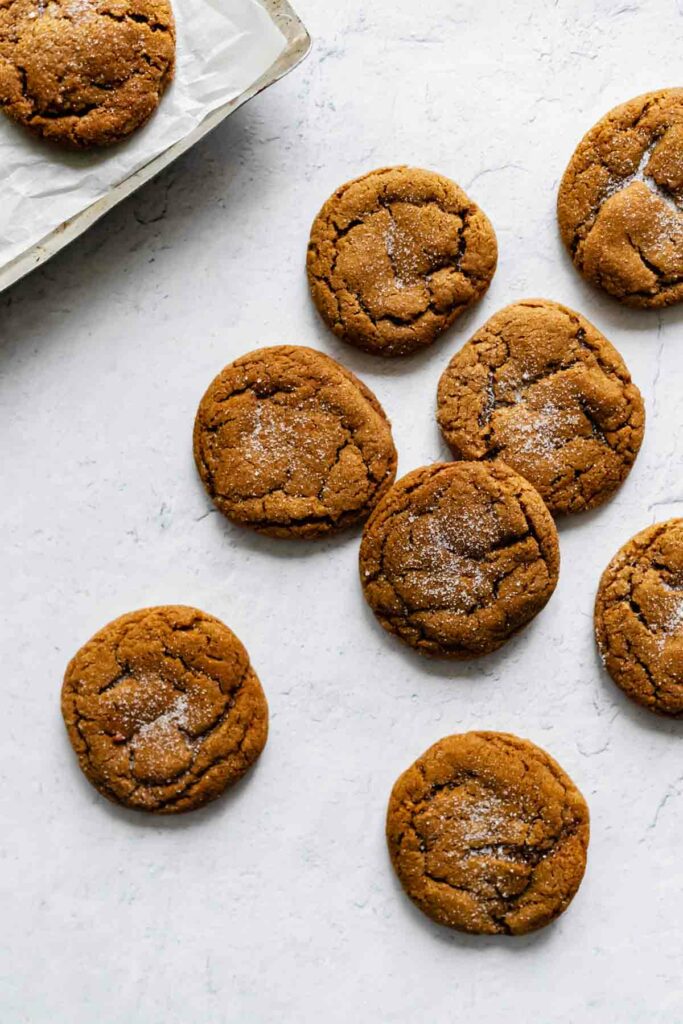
xmin=554 ymin=503 xmax=606 ymax=538
xmin=197 ymin=493 xmax=364 ymax=562
xmin=552 ymin=235 xmax=683 ymax=336
xmin=319 ymin=297 xmax=488 ymax=383
xmin=591 ymin=639 xmax=682 ymax=738
xmin=0 ymin=106 xmax=260 ymax=358
xmin=357 ymin=584 xmax=547 ymax=685
xmin=387 ymin=864 xmax=562 ymax=952
xmin=59 ymin=716 xmax=269 ymax=830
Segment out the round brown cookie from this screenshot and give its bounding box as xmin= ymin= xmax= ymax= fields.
xmin=359 ymin=461 xmax=559 ymax=658
xmin=0 ymin=0 xmax=175 ymax=148
xmin=595 ymin=519 xmax=683 ymax=717
xmin=386 ymin=731 xmax=589 ymax=936
xmin=193 ymin=345 xmax=398 ymax=539
xmin=61 ymin=606 xmax=268 ymax=813
xmin=436 ymin=299 xmax=645 ymax=515
xmin=307 ymin=166 xmax=498 ymax=356
xmin=557 ymin=89 xmax=683 ymax=307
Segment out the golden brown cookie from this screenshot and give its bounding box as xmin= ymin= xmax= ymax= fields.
xmin=359 ymin=462 xmax=559 ymax=658
xmin=0 ymin=0 xmax=175 ymax=148
xmin=61 ymin=606 xmax=268 ymax=813
xmin=557 ymin=89 xmax=683 ymax=307
xmin=386 ymin=731 xmax=590 ymax=935
xmin=595 ymin=519 xmax=683 ymax=717
xmin=307 ymin=166 xmax=498 ymax=356
xmin=193 ymin=345 xmax=398 ymax=539
xmin=436 ymin=299 xmax=645 ymax=515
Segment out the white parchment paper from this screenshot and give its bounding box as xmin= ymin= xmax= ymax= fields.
xmin=0 ymin=0 xmax=286 ymax=268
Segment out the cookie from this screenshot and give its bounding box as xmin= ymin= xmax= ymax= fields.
xmin=61 ymin=606 xmax=268 ymax=813
xmin=557 ymin=89 xmax=683 ymax=307
xmin=386 ymin=731 xmax=590 ymax=935
xmin=0 ymin=0 xmax=175 ymax=148
xmin=193 ymin=345 xmax=398 ymax=539
xmin=359 ymin=461 xmax=559 ymax=658
xmin=307 ymin=166 xmax=498 ymax=356
xmin=436 ymin=299 xmax=645 ymax=515
xmin=595 ymin=519 xmax=683 ymax=717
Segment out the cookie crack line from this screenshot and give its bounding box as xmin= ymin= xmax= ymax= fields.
xmin=363 ymin=528 xmax=536 ymax=589
xmin=307 ymin=166 xmax=497 ymax=355
xmin=73 ymin=654 xmax=246 ymax=767
xmin=73 ymin=677 xmax=254 ymax=810
xmin=62 ymin=607 xmax=268 ymax=813
xmin=558 ymin=90 xmax=683 ymax=307
xmin=361 ymin=463 xmax=559 ymax=658
xmin=0 ymin=0 xmax=176 ymax=146
xmin=194 ymin=346 xmax=397 ymax=538
xmin=97 ymin=8 xmax=171 ymax=32
xmin=437 ymin=300 xmax=645 ymax=513
xmin=573 ymin=136 xmax=683 ymax=254
xmin=421 ymin=843 xmax=570 ymax=927
xmin=202 ymin=397 xmax=383 ymax=508
xmin=409 ymin=793 xmax=571 ymax=871
xmin=387 ymin=733 xmax=589 ymax=935
xmin=443 ymin=308 xmax=635 ymax=423
xmin=473 ymin=312 xmax=632 ymax=412
xmin=595 ymin=520 xmax=683 ymax=716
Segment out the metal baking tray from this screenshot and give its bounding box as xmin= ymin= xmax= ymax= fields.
xmin=0 ymin=0 xmax=310 ymax=293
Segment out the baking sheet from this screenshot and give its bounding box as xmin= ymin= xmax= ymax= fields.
xmin=0 ymin=0 xmax=293 ymax=279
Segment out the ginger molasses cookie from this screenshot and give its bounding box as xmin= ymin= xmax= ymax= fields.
xmin=557 ymin=89 xmax=683 ymax=307
xmin=307 ymin=166 xmax=498 ymax=356
xmin=595 ymin=519 xmax=683 ymax=717
xmin=0 ymin=0 xmax=175 ymax=148
xmin=359 ymin=462 xmax=559 ymax=658
xmin=193 ymin=345 xmax=398 ymax=539
xmin=436 ymin=299 xmax=645 ymax=515
xmin=61 ymin=606 xmax=268 ymax=813
xmin=386 ymin=731 xmax=590 ymax=935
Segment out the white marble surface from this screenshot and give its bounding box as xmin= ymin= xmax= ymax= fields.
xmin=1 ymin=2 xmax=682 ymax=1021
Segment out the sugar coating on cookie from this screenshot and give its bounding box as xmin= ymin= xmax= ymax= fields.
xmin=595 ymin=519 xmax=683 ymax=717
xmin=359 ymin=462 xmax=559 ymax=658
xmin=557 ymin=89 xmax=683 ymax=308
xmin=0 ymin=0 xmax=175 ymax=147
xmin=193 ymin=345 xmax=398 ymax=539
xmin=61 ymin=606 xmax=268 ymax=813
xmin=437 ymin=299 xmax=645 ymax=515
xmin=307 ymin=166 xmax=498 ymax=356
xmin=386 ymin=731 xmax=590 ymax=935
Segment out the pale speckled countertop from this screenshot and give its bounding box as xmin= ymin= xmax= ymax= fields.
xmin=1 ymin=2 xmax=682 ymax=1022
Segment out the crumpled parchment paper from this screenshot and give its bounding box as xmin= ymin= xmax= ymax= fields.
xmin=0 ymin=0 xmax=285 ymax=268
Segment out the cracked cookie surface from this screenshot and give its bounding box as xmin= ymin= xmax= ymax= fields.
xmin=359 ymin=462 xmax=559 ymax=658
xmin=387 ymin=732 xmax=589 ymax=935
xmin=61 ymin=605 xmax=268 ymax=813
xmin=193 ymin=345 xmax=398 ymax=539
xmin=595 ymin=519 xmax=683 ymax=717
xmin=557 ymin=89 xmax=683 ymax=307
xmin=437 ymin=299 xmax=645 ymax=515
xmin=307 ymin=166 xmax=498 ymax=356
xmin=0 ymin=0 xmax=175 ymax=147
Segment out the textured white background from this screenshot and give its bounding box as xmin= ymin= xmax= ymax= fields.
xmin=1 ymin=2 xmax=682 ymax=1021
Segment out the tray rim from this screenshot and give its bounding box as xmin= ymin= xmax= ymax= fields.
xmin=0 ymin=0 xmax=311 ymax=294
